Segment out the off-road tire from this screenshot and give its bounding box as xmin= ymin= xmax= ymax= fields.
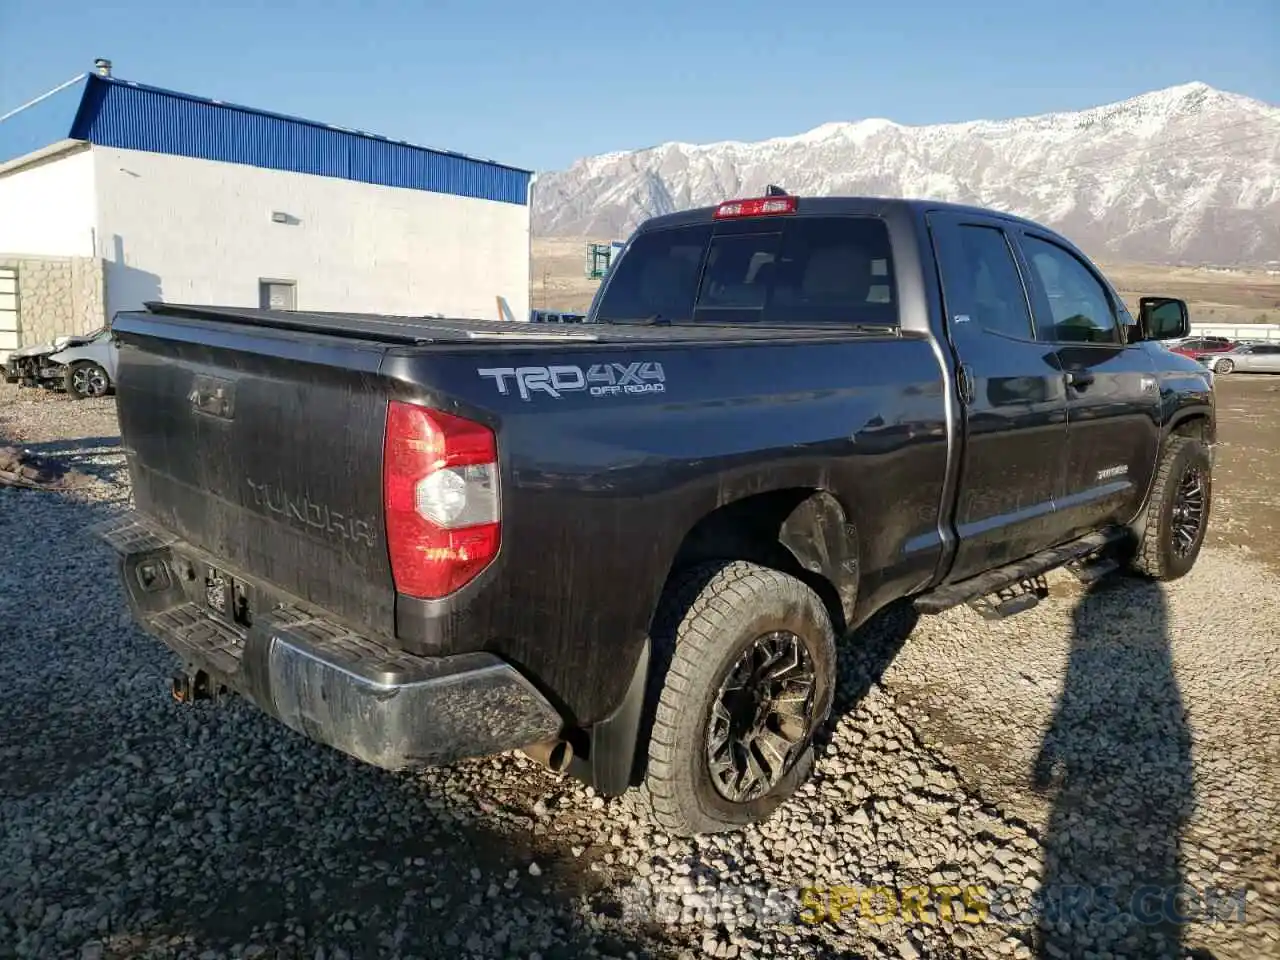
xmin=641 ymin=561 xmax=836 ymax=837
xmin=1129 ymin=435 xmax=1212 ymax=581
xmin=65 ymin=361 xmax=110 ymax=400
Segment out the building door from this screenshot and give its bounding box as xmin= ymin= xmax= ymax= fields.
xmin=0 ymin=267 xmax=18 ymax=363
xmin=258 ymin=279 xmax=296 ymax=311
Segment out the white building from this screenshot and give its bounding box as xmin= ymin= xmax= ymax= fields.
xmin=0 ymin=63 xmax=533 ymax=358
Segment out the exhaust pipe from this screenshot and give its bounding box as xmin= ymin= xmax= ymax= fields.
xmin=521 ymin=738 xmax=573 ymax=773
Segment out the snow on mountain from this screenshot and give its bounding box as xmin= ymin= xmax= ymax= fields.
xmin=531 ymin=83 xmax=1280 ymax=265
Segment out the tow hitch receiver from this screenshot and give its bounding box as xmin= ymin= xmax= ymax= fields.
xmin=171 ymin=669 xmax=221 ymax=703
xmin=205 ymin=565 xmax=253 ymax=628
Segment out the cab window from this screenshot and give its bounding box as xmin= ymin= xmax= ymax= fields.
xmin=1021 ymin=235 xmax=1122 ymax=345
xmin=593 ymin=216 xmax=898 ymax=326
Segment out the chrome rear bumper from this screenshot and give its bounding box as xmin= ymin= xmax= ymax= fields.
xmin=94 ymin=511 xmax=564 ymax=770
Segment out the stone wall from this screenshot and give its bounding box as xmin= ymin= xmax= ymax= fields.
xmin=0 ymin=254 xmax=106 ymax=347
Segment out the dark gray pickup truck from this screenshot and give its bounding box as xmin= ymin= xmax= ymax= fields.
xmin=99 ymin=194 xmax=1214 ymax=836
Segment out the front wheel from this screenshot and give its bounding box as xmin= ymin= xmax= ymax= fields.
xmin=1128 ymin=436 xmax=1212 ymax=581
xmin=642 ymin=561 xmax=836 ymax=837
xmin=1215 ymin=359 xmax=1234 ymax=375
xmin=65 ymin=361 xmax=110 ymax=399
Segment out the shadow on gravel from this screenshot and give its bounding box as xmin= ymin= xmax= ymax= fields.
xmin=0 ymin=429 xmax=128 ymax=796
xmin=16 ymin=434 xmax=125 ymax=484
xmin=829 ymin=598 xmax=920 ymax=717
xmin=89 ymin=753 xmax=665 ymax=960
xmin=1033 ymin=577 xmax=1193 ymax=959
xmin=0 ymin=425 xmax=664 ymax=960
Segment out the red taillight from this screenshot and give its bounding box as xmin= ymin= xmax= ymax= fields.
xmin=383 ymin=400 xmax=500 ymax=599
xmin=713 ymin=196 xmax=797 ymax=219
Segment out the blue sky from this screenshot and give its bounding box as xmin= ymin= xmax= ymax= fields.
xmin=1 ymin=0 xmax=1276 ymax=172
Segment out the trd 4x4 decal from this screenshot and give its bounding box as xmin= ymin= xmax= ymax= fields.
xmin=477 ymin=362 xmax=666 ymax=401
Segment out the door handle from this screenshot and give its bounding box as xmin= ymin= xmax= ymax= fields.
xmin=1065 ymin=369 xmax=1095 ymax=389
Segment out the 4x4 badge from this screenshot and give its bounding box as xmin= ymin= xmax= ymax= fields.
xmin=478 ymin=362 xmax=666 ymax=401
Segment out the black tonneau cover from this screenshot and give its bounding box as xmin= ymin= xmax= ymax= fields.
xmin=141 ymin=302 xmax=602 ymax=345
xmin=136 ymin=303 xmax=901 ymax=346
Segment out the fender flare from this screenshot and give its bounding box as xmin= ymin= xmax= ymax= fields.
xmin=777 ymin=489 xmax=859 ymax=631
xmin=582 ymin=490 xmax=860 ymax=797
xmin=1164 ymin=405 xmax=1215 ymax=445
xmin=1129 ymin=404 xmax=1215 ymax=545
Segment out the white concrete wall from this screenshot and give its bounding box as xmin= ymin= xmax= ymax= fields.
xmin=1191 ymin=323 xmax=1280 ymax=341
xmin=0 ymin=145 xmax=97 ymax=257
xmin=92 ymin=146 xmax=531 ymax=322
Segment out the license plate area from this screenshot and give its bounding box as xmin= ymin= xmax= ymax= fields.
xmin=204 ymin=564 xmax=253 ymax=628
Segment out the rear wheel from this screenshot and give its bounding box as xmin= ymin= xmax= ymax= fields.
xmin=66 ymin=361 xmax=110 ymax=399
xmin=1128 ymin=436 xmax=1211 ymax=581
xmin=642 ymin=561 xmax=836 ymax=836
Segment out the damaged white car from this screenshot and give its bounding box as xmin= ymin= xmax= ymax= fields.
xmin=4 ymin=326 xmax=118 ymax=399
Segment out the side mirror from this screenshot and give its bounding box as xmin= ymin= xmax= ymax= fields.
xmin=1138 ymin=297 xmax=1190 ymax=341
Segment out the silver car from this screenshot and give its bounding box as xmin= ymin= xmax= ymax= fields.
xmin=3 ymin=326 xmax=118 ymax=399
xmin=1203 ymin=342 xmax=1280 ymax=375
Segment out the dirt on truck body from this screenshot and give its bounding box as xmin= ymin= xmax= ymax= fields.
xmin=102 ymin=194 xmax=1214 ymax=838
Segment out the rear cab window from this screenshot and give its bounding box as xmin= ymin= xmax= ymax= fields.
xmin=593 ymin=215 xmax=898 ymax=326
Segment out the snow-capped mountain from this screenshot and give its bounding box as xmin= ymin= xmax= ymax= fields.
xmin=531 ymin=83 xmax=1280 ymax=266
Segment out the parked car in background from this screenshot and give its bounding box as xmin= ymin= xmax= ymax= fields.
xmin=1170 ymin=335 xmax=1236 ymax=359
xmin=3 ymin=326 xmax=118 ymax=399
xmin=1201 ymin=342 xmax=1280 ymax=375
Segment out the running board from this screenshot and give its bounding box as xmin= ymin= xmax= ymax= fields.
xmin=914 ymin=528 xmax=1126 ymax=616
xmin=1066 ymin=556 xmax=1119 ymax=586
xmin=967 ymin=575 xmax=1048 ymax=621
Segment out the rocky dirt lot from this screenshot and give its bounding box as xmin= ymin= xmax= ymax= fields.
xmin=1 ymin=378 xmax=1277 ymax=960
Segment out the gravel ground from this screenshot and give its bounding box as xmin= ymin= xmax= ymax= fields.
xmin=1 ymin=382 xmax=1276 ymax=960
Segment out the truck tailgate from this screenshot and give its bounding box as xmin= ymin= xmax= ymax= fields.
xmin=112 ymin=313 xmax=396 ymax=635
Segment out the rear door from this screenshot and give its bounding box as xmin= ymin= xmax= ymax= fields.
xmin=927 ymin=211 xmax=1069 ymax=580
xmin=1250 ymin=344 xmax=1280 ymax=372
xmin=1012 ymin=229 xmax=1161 ymax=539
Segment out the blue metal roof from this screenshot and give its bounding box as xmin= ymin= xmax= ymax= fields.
xmin=1 ymin=74 xmax=532 ymax=205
